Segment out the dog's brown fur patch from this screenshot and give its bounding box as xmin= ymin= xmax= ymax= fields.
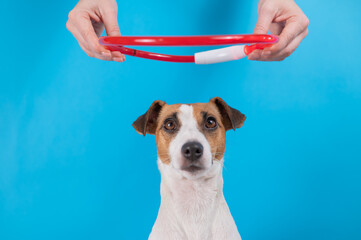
xmin=155 ymin=104 xmax=182 ymax=164
xmin=192 ymin=103 xmax=226 ymax=161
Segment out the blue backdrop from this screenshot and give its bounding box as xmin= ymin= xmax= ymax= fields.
xmin=1 ymin=0 xmax=360 ymax=239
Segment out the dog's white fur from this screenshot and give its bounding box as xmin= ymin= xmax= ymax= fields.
xmin=149 ymin=105 xmax=241 ymax=240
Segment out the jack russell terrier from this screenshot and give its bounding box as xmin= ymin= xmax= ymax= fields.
xmin=133 ymin=97 xmax=246 ymax=240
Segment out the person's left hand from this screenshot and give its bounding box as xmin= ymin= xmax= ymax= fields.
xmin=66 ymin=0 xmax=125 ymax=62
xmin=249 ymin=0 xmax=309 ymax=61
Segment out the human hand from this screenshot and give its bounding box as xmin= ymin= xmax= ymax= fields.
xmin=249 ymin=0 xmax=309 ymax=61
xmin=66 ymin=0 xmax=125 ymax=62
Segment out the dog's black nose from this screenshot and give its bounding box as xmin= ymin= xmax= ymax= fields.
xmin=181 ymin=141 xmax=203 ymax=161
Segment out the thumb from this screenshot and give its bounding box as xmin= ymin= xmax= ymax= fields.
xmin=253 ymin=7 xmax=274 ymax=34
xmin=102 ymin=9 xmax=121 ymax=36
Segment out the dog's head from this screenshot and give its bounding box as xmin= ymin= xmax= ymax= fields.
xmin=133 ymin=97 xmax=246 ymax=180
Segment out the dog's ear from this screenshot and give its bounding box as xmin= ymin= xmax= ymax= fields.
xmin=132 ymin=100 xmax=166 ymax=136
xmin=210 ymin=97 xmax=246 ymax=131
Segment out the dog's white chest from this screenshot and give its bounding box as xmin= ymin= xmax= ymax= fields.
xmin=149 ymin=161 xmax=241 ymax=240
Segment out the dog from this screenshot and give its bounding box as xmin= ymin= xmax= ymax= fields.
xmin=132 ymin=97 xmax=246 ymax=240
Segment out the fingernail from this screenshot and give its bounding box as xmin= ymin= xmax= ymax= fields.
xmin=113 ymin=57 xmax=124 ymax=62
xmin=263 ymin=51 xmax=272 ymax=56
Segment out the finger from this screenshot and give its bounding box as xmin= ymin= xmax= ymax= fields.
xmin=67 ymin=21 xmax=92 ymax=56
xmin=250 ymin=17 xmax=308 ymax=61
xmin=269 ymin=22 xmax=284 ymax=35
xmin=253 ymin=5 xmax=276 ymax=34
xmin=99 ymin=7 xmax=126 ymax=61
xmin=68 ymin=10 xmax=106 ymax=58
xmin=67 ymin=19 xmax=87 ymax=47
xmin=272 ymin=28 xmax=308 ymax=60
xmin=111 ymin=51 xmax=123 ymax=57
xmin=248 ymin=22 xmax=283 ymax=60
xmin=111 ymin=51 xmax=125 ymax=62
xmin=256 ymin=28 xmax=308 ymax=61
xmin=68 ymin=21 xmax=112 ymax=61
xmin=269 ymin=18 xmax=306 ymax=53
xmin=247 ymin=49 xmax=262 ymax=61
xmin=101 ymin=8 xmax=121 ymax=36
xmin=113 ymin=56 xmax=125 ymax=62
xmin=72 ymin=12 xmax=111 ymax=59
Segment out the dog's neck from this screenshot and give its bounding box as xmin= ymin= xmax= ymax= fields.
xmin=151 ymin=158 xmax=238 ymax=240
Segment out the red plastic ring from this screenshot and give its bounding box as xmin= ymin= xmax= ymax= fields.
xmin=99 ymin=34 xmax=278 ymax=63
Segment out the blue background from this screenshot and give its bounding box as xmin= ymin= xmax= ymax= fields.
xmin=1 ymin=0 xmax=360 ymax=239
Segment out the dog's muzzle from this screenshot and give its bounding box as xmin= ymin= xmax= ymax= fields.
xmin=181 ymin=141 xmax=203 ymax=162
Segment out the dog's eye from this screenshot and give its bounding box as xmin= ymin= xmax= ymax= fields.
xmin=205 ymin=117 xmax=217 ymax=129
xmin=164 ymin=119 xmax=177 ymax=131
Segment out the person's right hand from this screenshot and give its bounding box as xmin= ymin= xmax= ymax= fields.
xmin=66 ymin=0 xmax=125 ymax=62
